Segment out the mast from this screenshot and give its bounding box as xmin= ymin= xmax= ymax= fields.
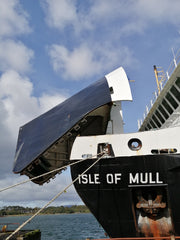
xmin=154 ymin=65 xmax=161 ymax=95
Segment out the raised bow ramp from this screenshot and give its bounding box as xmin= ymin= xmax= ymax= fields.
xmin=13 ymin=67 xmax=132 ymax=184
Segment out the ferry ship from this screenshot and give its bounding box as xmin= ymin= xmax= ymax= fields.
xmin=13 ymin=49 xmax=180 ymax=238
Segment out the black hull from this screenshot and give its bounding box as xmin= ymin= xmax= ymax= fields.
xmin=71 ymin=154 xmax=180 ymax=238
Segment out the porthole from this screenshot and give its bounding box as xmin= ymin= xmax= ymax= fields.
xmin=128 ymin=138 xmax=142 ymax=151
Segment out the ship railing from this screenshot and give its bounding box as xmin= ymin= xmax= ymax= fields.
xmin=138 ymin=48 xmax=180 ymax=130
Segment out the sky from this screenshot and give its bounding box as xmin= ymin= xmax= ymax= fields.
xmin=0 ymin=0 xmax=180 ymax=208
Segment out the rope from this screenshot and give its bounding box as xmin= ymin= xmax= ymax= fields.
xmin=0 ymin=153 xmax=103 ymax=193
xmin=5 ymin=153 xmax=105 ymax=240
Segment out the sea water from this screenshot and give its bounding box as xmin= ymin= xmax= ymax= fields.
xmin=0 ymin=213 xmax=108 ymax=240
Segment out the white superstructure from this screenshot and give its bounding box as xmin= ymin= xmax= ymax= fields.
xmin=70 ymin=126 xmax=180 ymax=160
xmin=138 ymin=49 xmax=180 ymax=131
xmin=105 ymin=67 xmax=132 ymax=134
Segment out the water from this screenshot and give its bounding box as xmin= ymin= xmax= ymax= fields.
xmin=0 ymin=213 xmax=108 ymax=240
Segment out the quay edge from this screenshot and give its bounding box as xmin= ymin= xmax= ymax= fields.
xmin=0 ymin=229 xmax=41 ymax=240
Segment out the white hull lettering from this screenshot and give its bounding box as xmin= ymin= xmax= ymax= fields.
xmin=106 ymin=173 xmax=122 ymax=184
xmin=140 ymin=173 xmax=148 ymax=184
xmin=78 ymin=174 xmax=100 ymax=184
xmin=79 ymin=173 xmax=122 ymax=184
xmin=129 ymin=173 xmax=139 ymax=184
xmin=129 ymin=172 xmax=163 ymax=184
xmin=78 ymin=172 xmax=163 ymax=185
xmin=156 ymin=172 xmax=163 ymax=184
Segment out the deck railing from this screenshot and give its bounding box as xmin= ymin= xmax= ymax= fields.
xmin=138 ymin=48 xmax=180 ymax=130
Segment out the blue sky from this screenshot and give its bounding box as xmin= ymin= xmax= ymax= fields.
xmin=0 ymin=0 xmax=180 ymax=207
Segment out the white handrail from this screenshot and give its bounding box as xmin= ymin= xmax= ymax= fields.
xmin=138 ymin=48 xmax=180 ymax=130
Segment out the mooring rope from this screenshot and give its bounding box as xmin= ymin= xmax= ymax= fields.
xmin=5 ymin=153 xmax=106 ymax=240
xmin=0 ymin=153 xmax=103 ymax=193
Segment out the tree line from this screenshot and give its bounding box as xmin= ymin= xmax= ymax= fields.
xmin=0 ymin=205 xmax=89 ymax=216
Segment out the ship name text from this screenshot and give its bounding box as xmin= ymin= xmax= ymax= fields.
xmin=78 ymin=172 xmax=163 ymax=185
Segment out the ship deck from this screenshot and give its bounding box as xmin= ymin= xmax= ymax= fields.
xmin=138 ymin=50 xmax=180 ymax=131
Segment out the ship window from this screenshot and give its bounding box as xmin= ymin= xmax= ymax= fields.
xmin=109 ymin=87 xmax=114 ymax=94
xmin=155 ymin=110 xmax=165 ymax=124
xmin=175 ymin=77 xmax=180 ymax=89
xmin=82 ymin=154 xmax=92 ymax=159
xmin=170 ymin=85 xmax=180 ymax=102
xmin=158 ymin=105 xmax=169 ymax=119
xmin=152 ymin=114 xmax=161 ymax=128
xmin=162 ymin=99 xmax=173 ymax=114
xmin=165 ymin=92 xmax=178 ymax=109
xmin=151 ymin=148 xmax=177 ymax=154
xmin=150 ymin=120 xmax=156 ymax=128
xmin=147 ymin=123 xmax=152 ymax=130
xmin=128 ymin=138 xmax=142 ymax=151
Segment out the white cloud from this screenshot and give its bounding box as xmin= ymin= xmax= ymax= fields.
xmin=114 ymin=0 xmax=180 ymax=35
xmin=0 ymin=70 xmax=39 ymax=139
xmin=0 ymin=70 xmax=67 ymax=178
xmin=42 ymin=0 xmax=77 ymax=30
xmin=0 ymin=0 xmax=35 ymax=180
xmin=0 ymin=39 xmax=34 ymax=73
xmin=0 ymin=0 xmax=31 ymax=37
xmin=0 ymin=70 xmax=67 ymax=140
xmin=0 ymin=100 xmax=14 ymax=174
xmin=42 ymin=0 xmax=92 ymax=33
xmin=0 ymin=1 xmax=72 ymax=205
xmin=42 ymin=0 xmax=180 ymax=37
xmin=135 ymin=0 xmax=180 ymax=24
xmin=48 ymin=43 xmax=138 ymax=80
xmin=0 ymin=171 xmax=82 ymax=207
xmin=0 ymin=71 xmax=77 ymax=207
xmin=39 ymin=93 xmax=66 ymax=113
xmin=91 ymin=0 xmax=180 ymax=27
xmin=48 ymin=44 xmax=102 ymax=80
xmin=89 ymin=0 xmax=126 ymax=20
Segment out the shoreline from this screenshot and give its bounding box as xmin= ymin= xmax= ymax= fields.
xmin=0 ymin=205 xmax=89 ymax=217
xmin=0 ymin=212 xmax=90 ymax=218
